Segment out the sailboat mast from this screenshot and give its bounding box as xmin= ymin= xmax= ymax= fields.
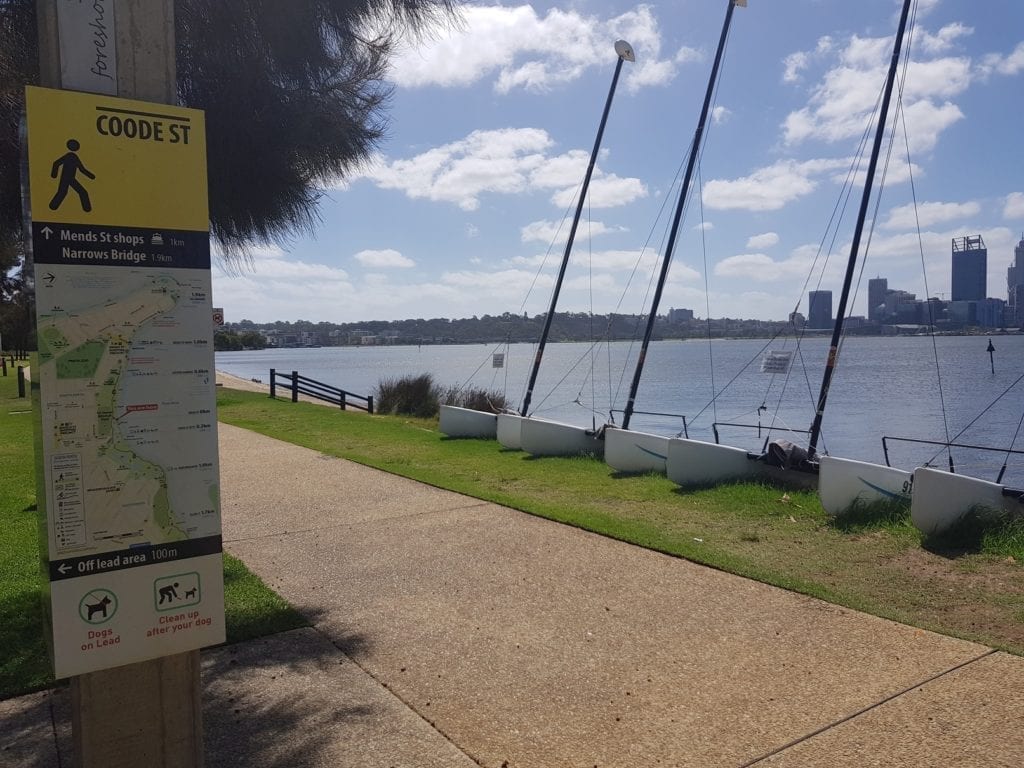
xmin=620 ymin=0 xmax=741 ymax=431
xmin=519 ymin=41 xmax=635 ymax=417
xmin=806 ymin=0 xmax=913 ymax=458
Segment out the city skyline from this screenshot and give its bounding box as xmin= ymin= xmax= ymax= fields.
xmin=209 ymin=0 xmax=1024 ymax=324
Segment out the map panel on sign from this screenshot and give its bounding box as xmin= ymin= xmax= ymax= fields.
xmin=37 ymin=264 xmax=220 ymax=559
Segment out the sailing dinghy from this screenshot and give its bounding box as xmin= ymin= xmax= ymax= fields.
xmin=442 ymin=42 xmax=634 ymax=445
xmin=507 ymin=40 xmax=635 ymax=458
xmin=606 ymin=0 xmax=746 ymax=475
xmin=666 ymin=0 xmax=915 ymax=492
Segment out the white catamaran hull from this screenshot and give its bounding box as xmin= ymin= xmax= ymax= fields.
xmin=438 ymin=405 xmax=497 ymax=439
xmin=911 ymin=466 xmax=1022 ymax=535
xmin=497 ymin=413 xmax=524 ymax=449
xmin=520 ymin=416 xmax=604 ymax=458
xmin=666 ymin=438 xmax=763 ymax=486
xmin=666 ymin=437 xmax=819 ymax=490
xmin=818 ymin=456 xmax=912 ymax=516
xmin=604 ymin=427 xmax=669 ymax=474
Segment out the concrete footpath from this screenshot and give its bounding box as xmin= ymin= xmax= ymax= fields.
xmin=4 ymin=420 xmax=1024 ymax=766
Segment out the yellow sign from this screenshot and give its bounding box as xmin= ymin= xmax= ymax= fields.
xmin=25 ymin=86 xmax=208 ymax=231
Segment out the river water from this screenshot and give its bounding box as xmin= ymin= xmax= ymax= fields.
xmin=216 ymin=334 xmax=1024 ymax=485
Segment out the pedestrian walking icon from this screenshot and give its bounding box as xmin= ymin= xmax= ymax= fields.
xmin=49 ymin=139 xmax=95 ymax=212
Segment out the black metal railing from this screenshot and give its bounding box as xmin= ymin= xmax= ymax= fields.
xmin=882 ymin=435 xmax=1024 ymax=482
xmin=609 ymin=409 xmax=688 ymax=437
xmin=711 ymin=421 xmax=810 ymax=449
xmin=269 ymin=369 xmax=373 ymax=414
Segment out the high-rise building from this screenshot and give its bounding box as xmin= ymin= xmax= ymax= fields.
xmin=951 ymin=235 xmax=986 ymax=301
xmin=808 ymin=290 xmax=832 ymax=329
xmin=868 ymin=277 xmax=887 ymax=323
xmin=1008 ymin=235 xmax=1024 ymax=326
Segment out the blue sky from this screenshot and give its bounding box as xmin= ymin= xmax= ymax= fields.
xmin=212 ymin=0 xmax=1024 ymax=324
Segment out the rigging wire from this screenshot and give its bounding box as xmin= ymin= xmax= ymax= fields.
xmin=894 ymin=2 xmax=954 ymax=468
xmin=687 ymin=329 xmax=786 ymax=427
xmin=605 ymin=143 xmax=691 ymax=415
xmin=697 ymin=163 xmax=717 ymax=426
xmin=708 ymin=104 xmax=875 ymax=449
xmin=923 ymin=371 xmax=1024 ymax=469
xmin=452 ymin=337 xmax=515 ymax=398
xmin=587 ymin=198 xmax=597 ymax=429
xmin=530 ymin=337 xmax=610 ymax=415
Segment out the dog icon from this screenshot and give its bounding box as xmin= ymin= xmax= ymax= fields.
xmin=86 ymin=595 xmax=111 ymax=621
xmin=184 ymin=587 xmax=197 ymax=600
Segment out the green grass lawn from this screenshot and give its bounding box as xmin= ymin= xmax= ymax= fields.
xmin=0 ymin=371 xmax=305 ymax=700
xmin=216 ymin=387 xmax=1024 ymax=656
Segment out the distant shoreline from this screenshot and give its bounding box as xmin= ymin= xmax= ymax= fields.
xmin=215 ymin=327 xmax=1023 ymax=353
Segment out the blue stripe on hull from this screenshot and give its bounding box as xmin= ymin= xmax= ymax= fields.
xmin=859 ymin=476 xmax=909 ymax=500
xmin=636 ymin=444 xmax=668 ymax=461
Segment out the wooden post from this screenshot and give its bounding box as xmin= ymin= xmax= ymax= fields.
xmin=291 ymin=371 xmax=299 ymax=403
xmin=269 ymin=368 xmax=276 ymax=398
xmin=17 ymin=366 xmax=26 ymax=397
xmin=36 ymin=2 xmax=203 ymax=767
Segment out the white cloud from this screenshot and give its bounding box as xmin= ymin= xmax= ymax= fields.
xmin=576 ymin=248 xmax=657 ymax=272
xmin=354 ymin=249 xmax=416 ymax=268
xmin=389 ymin=4 xmax=691 ymax=94
xmin=551 ymin=173 xmax=648 ymax=209
xmin=442 ymin=268 xmax=550 ymax=294
xmin=527 ymin=150 xmax=589 ymax=189
xmin=714 ymin=252 xmax=815 ymax=283
xmin=746 ymin=232 xmax=779 ymax=250
xmin=831 ymin=158 xmax=921 ymax=189
xmin=667 ymin=261 xmax=701 ymax=283
xmin=980 ymin=42 xmax=1024 ymax=77
xmin=702 ymin=158 xmax=848 ymax=212
xmin=509 ymin=247 xmax=656 ymax=273
xmin=357 ymin=128 xmax=550 ymax=210
xmin=882 ymin=201 xmax=981 ymax=231
xmin=520 ymin=219 xmax=620 ymax=244
xmin=711 ymin=105 xmax=731 ymax=125
xmin=783 ymin=51 xmax=808 ymax=83
xmin=918 ymin=23 xmax=973 ymax=55
xmin=355 ymin=129 xmax=644 ymax=211
xmin=1004 ymin=192 xmax=1024 ymax=220
xmin=894 ymin=98 xmax=964 ymax=154
xmin=782 ymin=32 xmax=970 ymax=150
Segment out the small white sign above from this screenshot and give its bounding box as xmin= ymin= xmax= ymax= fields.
xmin=760 ymin=350 xmax=795 ymax=375
xmin=57 ymin=0 xmax=118 ymax=95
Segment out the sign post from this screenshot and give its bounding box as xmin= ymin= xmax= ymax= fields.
xmin=32 ymin=3 xmax=211 ymax=765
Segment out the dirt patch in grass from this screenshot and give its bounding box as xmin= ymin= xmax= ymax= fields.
xmin=885 ymin=548 xmax=1024 ymax=649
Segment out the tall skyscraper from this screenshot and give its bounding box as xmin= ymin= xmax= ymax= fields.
xmin=808 ymin=290 xmax=832 ymax=329
xmin=868 ymin=277 xmax=887 ymax=323
xmin=1008 ymin=234 xmax=1024 ymax=326
xmin=951 ymin=235 xmax=987 ymax=301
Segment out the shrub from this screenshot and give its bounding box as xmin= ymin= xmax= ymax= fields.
xmin=441 ymin=385 xmax=509 ymax=414
xmin=375 ymin=373 xmax=441 ymax=418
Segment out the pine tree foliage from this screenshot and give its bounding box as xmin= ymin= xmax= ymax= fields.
xmin=0 ymin=0 xmax=457 ymax=260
